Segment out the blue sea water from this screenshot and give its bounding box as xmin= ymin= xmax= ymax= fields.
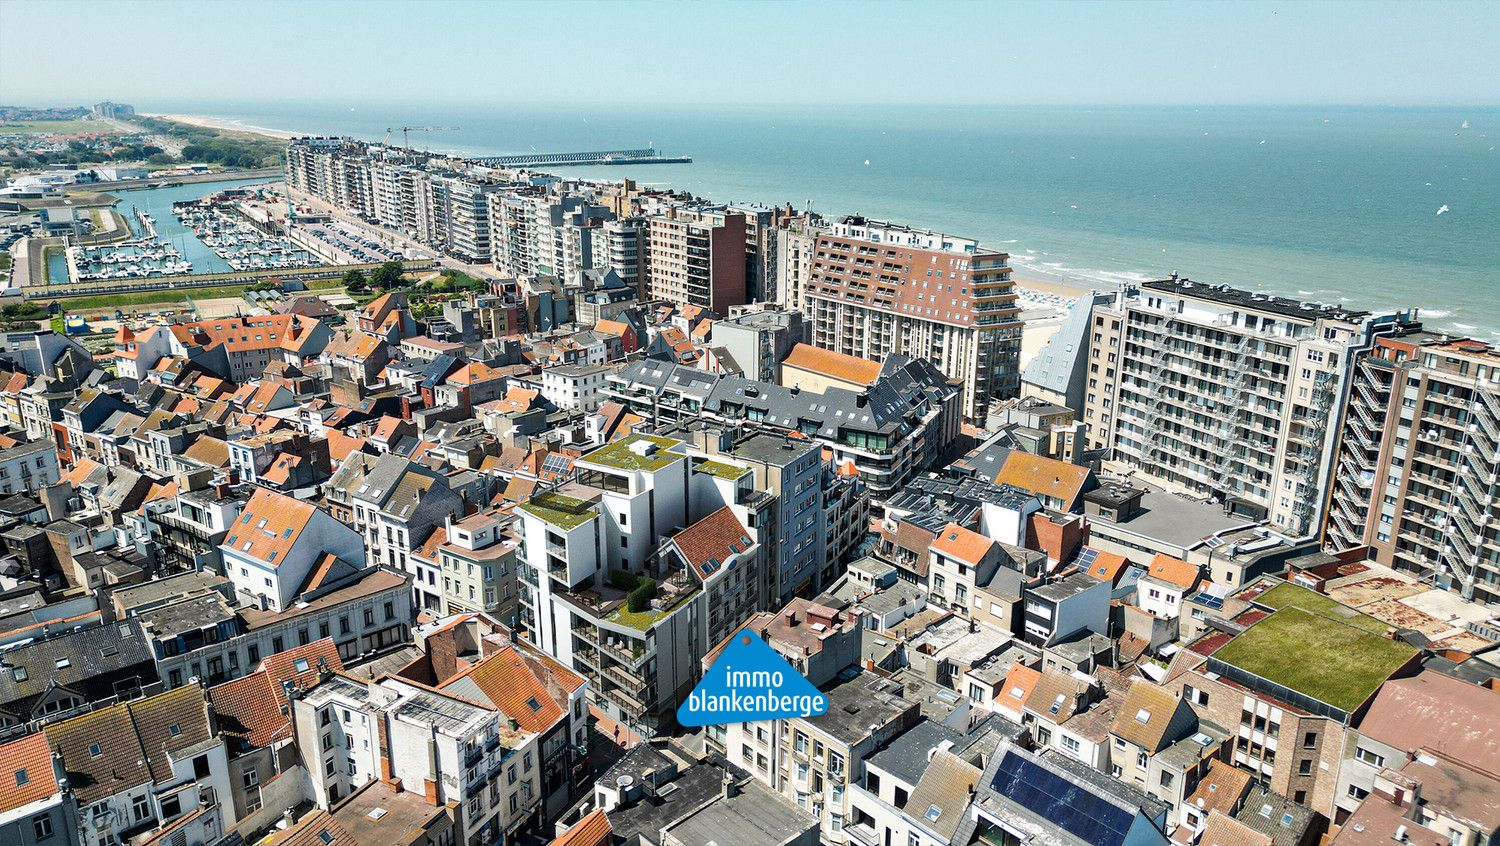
xmin=151 ymin=101 xmax=1499 ymax=337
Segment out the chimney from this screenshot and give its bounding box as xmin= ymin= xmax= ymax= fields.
xmin=423 ymin=737 xmax=440 ymax=805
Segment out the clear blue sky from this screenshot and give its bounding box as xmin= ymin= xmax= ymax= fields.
xmin=3 ymin=0 xmax=1498 ymax=107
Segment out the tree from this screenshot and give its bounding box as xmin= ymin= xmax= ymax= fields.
xmin=370 ymin=261 xmax=405 ymax=289
xmin=342 ymin=268 xmax=368 ymax=292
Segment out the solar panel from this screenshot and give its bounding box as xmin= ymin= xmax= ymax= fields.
xmin=991 ymin=752 xmax=1134 ymax=846
xmin=1191 ymin=591 xmax=1226 ymax=610
xmin=1077 ymin=548 xmax=1099 ymax=571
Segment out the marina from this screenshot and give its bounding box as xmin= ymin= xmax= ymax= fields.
xmin=110 ymin=176 xmax=279 ymax=274
xmin=174 ymin=188 xmax=316 ymax=271
xmin=68 ymin=233 xmax=191 ymax=281
xmin=40 ymin=176 xmax=288 ymax=286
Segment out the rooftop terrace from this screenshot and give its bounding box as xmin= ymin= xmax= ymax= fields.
xmin=692 ymin=458 xmax=749 ymax=481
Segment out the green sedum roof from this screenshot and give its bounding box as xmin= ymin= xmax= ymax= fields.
xmin=692 ymin=459 xmax=749 ymax=481
xmin=519 ymin=492 xmax=597 ymax=531
xmin=1213 ymin=606 xmax=1417 ymax=712
xmin=1254 ymin=582 xmax=1388 ymax=634
xmin=582 ymin=433 xmax=683 ymax=473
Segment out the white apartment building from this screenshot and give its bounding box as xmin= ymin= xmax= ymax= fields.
xmin=0 ymin=438 xmax=59 ymax=495
xmin=540 ymin=363 xmax=611 ymax=412
xmin=516 ymin=433 xmax=768 ymax=736
xmin=1096 ymin=277 xmax=1413 ymax=537
xmin=294 ymin=673 xmax=543 ymax=843
xmin=219 ymin=487 xmax=365 ymax=612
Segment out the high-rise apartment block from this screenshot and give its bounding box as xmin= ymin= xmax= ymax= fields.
xmin=797 ymin=216 xmax=1022 ymax=420
xmin=1089 ymin=277 xmax=1413 ymax=537
xmin=1324 ymin=332 xmax=1500 ymax=605
xmin=643 ymin=208 xmax=748 ymax=316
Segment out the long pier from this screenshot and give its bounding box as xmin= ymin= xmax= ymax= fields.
xmin=474 ymin=147 xmax=691 ymax=168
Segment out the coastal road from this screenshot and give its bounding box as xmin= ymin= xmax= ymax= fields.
xmin=102 ymin=117 xmax=185 ymax=156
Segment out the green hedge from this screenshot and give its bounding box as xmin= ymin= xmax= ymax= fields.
xmin=627 ymin=578 xmax=658 ymax=613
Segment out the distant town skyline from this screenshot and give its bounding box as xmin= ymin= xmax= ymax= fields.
xmin=3 ymin=0 xmax=1499 ymax=107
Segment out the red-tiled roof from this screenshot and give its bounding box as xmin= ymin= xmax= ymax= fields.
xmin=781 ymin=342 xmax=882 ymax=386
xmin=1079 ymin=548 xmax=1131 ymax=583
xmin=261 ymin=452 xmax=302 ymax=486
xmin=210 ymin=638 xmax=346 ymax=749
xmin=994 ymin=452 xmax=1090 ymax=505
xmin=0 ymin=732 xmax=56 ymax=813
xmin=448 ymin=644 xmax=566 ymax=734
xmin=670 ymin=506 xmax=753 ymax=580
xmin=176 ymin=314 xmax=320 ymax=355
xmin=325 ymin=430 xmax=369 ymax=462
xmin=447 ymin=361 xmax=502 ymax=386
xmin=1146 ymin=553 xmax=1201 ymax=590
xmin=223 ymin=487 xmax=318 ymax=567
xmin=549 ymin=809 xmax=611 ymax=846
xmin=930 ymin=522 xmax=994 ymax=566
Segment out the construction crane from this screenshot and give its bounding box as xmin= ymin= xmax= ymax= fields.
xmin=383 ymin=125 xmax=459 ymax=153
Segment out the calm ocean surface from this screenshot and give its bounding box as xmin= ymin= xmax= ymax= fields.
xmin=155 ymin=101 xmax=1499 ymax=337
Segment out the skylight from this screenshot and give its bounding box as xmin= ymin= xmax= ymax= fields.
xmin=1134 ymin=708 xmax=1151 ymax=724
xmin=925 ymin=805 xmax=942 ymax=822
xmin=13 ymin=768 xmax=28 ymax=786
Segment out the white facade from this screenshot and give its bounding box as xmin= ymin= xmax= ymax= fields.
xmin=0 ymin=439 xmax=59 ymax=495
xmin=540 ymin=364 xmax=611 ymax=412
xmin=1137 ymin=576 xmax=1188 ymax=619
xmin=219 ymin=499 xmax=365 ymax=612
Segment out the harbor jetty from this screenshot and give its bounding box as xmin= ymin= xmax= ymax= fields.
xmin=472 ymin=147 xmax=691 ymax=167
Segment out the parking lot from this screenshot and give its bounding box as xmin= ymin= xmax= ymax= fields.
xmin=291 ymin=220 xmax=405 ymax=265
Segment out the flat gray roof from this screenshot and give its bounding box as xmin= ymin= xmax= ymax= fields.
xmin=729 ymin=431 xmax=817 ymax=467
xmin=664 ymin=781 xmax=815 ymax=846
xmin=1091 ymin=486 xmax=1249 ymax=550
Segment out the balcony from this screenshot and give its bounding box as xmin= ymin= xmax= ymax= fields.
xmin=602 ymin=662 xmax=646 ymax=692
xmin=844 ymin=822 xmax=879 ymax=846
xmin=600 ymin=636 xmax=648 ymax=667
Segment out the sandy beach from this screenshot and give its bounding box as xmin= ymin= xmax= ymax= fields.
xmin=1014 ymin=276 xmax=1093 ymax=299
xmin=141 ymin=113 xmax=300 ymax=140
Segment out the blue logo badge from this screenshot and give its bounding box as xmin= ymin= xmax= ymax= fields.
xmin=678 ymin=629 xmax=829 ymax=727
